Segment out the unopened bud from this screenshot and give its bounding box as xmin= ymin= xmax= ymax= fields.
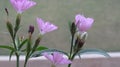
xmin=81 ymin=32 xmax=88 ymax=41
xmin=14 ymin=14 xmax=21 ymax=32
xmin=6 ymin=21 xmax=13 ymax=37
xmin=28 ymin=25 xmax=34 ymax=34
xmin=74 ymin=37 xmax=84 ymax=51
xmin=70 ymin=22 xmax=76 ymax=36
xmin=32 ymin=36 xmax=41 ymax=53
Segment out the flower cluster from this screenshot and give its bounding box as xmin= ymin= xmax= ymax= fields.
xmin=0 ymin=0 xmax=110 ymax=67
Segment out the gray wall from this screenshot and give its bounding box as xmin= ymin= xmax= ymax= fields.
xmin=0 ymin=0 xmax=120 ymax=55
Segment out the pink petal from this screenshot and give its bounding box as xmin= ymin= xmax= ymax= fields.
xmin=59 ymin=58 xmax=72 ymax=64
xmin=75 ymin=14 xmax=86 ymax=25
xmin=52 ymin=52 xmax=72 ymax=65
xmin=42 ymin=53 xmax=54 ymax=63
xmin=52 ymin=52 xmax=63 ymax=64
xmin=36 ymin=18 xmax=45 ymax=34
xmin=36 ymin=18 xmax=58 ymax=35
xmin=79 ymin=18 xmax=94 ymax=32
xmin=86 ymin=18 xmax=94 ymax=23
xmin=10 ymin=0 xmax=36 ymax=13
xmin=75 ymin=14 xmax=94 ymax=32
xmin=43 ymin=52 xmax=72 ymax=65
xmin=44 ymin=22 xmax=58 ymax=33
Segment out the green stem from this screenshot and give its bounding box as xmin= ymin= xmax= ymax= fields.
xmin=68 ymin=50 xmax=78 ymax=67
xmin=16 ymin=54 xmax=20 ymax=67
xmin=24 ymin=59 xmax=27 ymax=67
xmin=68 ymin=54 xmax=75 ymax=67
xmin=24 ymin=53 xmax=30 ymax=67
xmin=68 ymin=35 xmax=74 ymax=67
xmin=69 ymin=35 xmax=74 ymax=59
xmin=68 ymin=64 xmax=71 ymax=67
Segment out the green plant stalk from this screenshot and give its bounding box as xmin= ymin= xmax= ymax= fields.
xmin=13 ymin=14 xmax=21 ymax=67
xmin=17 ymin=55 xmax=19 ymax=67
xmin=16 ymin=53 xmax=20 ymax=67
xmin=69 ymin=35 xmax=74 ymax=59
xmin=68 ymin=34 xmax=75 ymax=67
xmin=8 ymin=22 xmax=19 ymax=67
xmin=24 ymin=35 xmax=31 ymax=67
xmin=24 ymin=54 xmax=30 ymax=67
xmin=13 ymin=37 xmax=20 ymax=67
xmin=68 ymin=51 xmax=78 ymax=67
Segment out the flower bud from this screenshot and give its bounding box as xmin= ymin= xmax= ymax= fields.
xmin=35 ymin=37 xmax=41 ymax=46
xmin=81 ymin=32 xmax=88 ymax=41
xmin=32 ymin=36 xmax=41 ymax=53
xmin=74 ymin=37 xmax=85 ymax=53
xmin=14 ymin=14 xmax=21 ymax=32
xmin=28 ymin=25 xmax=34 ymax=34
xmin=70 ymin=22 xmax=76 ymax=36
xmin=6 ymin=21 xmax=13 ymax=37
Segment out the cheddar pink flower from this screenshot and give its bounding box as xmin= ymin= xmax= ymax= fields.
xmin=37 ymin=18 xmax=58 ymax=35
xmin=43 ymin=52 xmax=72 ymax=66
xmin=10 ymin=0 xmax=36 ymax=13
xmin=75 ymin=14 xmax=94 ymax=32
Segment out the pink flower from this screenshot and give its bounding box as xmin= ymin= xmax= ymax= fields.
xmin=37 ymin=18 xmax=58 ymax=35
xmin=10 ymin=0 xmax=36 ymax=13
xmin=43 ymin=52 xmax=72 ymax=65
xmin=75 ymin=14 xmax=94 ymax=32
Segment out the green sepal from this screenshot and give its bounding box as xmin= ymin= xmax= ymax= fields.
xmin=13 ymin=14 xmax=21 ymax=39
xmin=6 ymin=21 xmax=14 ymax=38
xmin=70 ymin=22 xmax=76 ymax=36
xmin=31 ymin=49 xmax=68 ymax=57
xmin=68 ymin=21 xmax=76 ymax=36
xmin=14 ymin=14 xmax=21 ymax=34
xmin=31 ymin=37 xmax=41 ymax=54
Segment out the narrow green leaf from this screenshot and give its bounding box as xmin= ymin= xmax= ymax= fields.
xmin=31 ymin=49 xmax=68 ymax=58
xmin=15 ymin=38 xmax=20 ymax=50
xmin=77 ymin=49 xmax=110 ymax=57
xmin=0 ymin=45 xmax=14 ymax=51
xmin=9 ymin=50 xmax=14 ymax=61
xmin=36 ymin=46 xmax=48 ymax=51
xmin=19 ymin=39 xmax=28 ymax=50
